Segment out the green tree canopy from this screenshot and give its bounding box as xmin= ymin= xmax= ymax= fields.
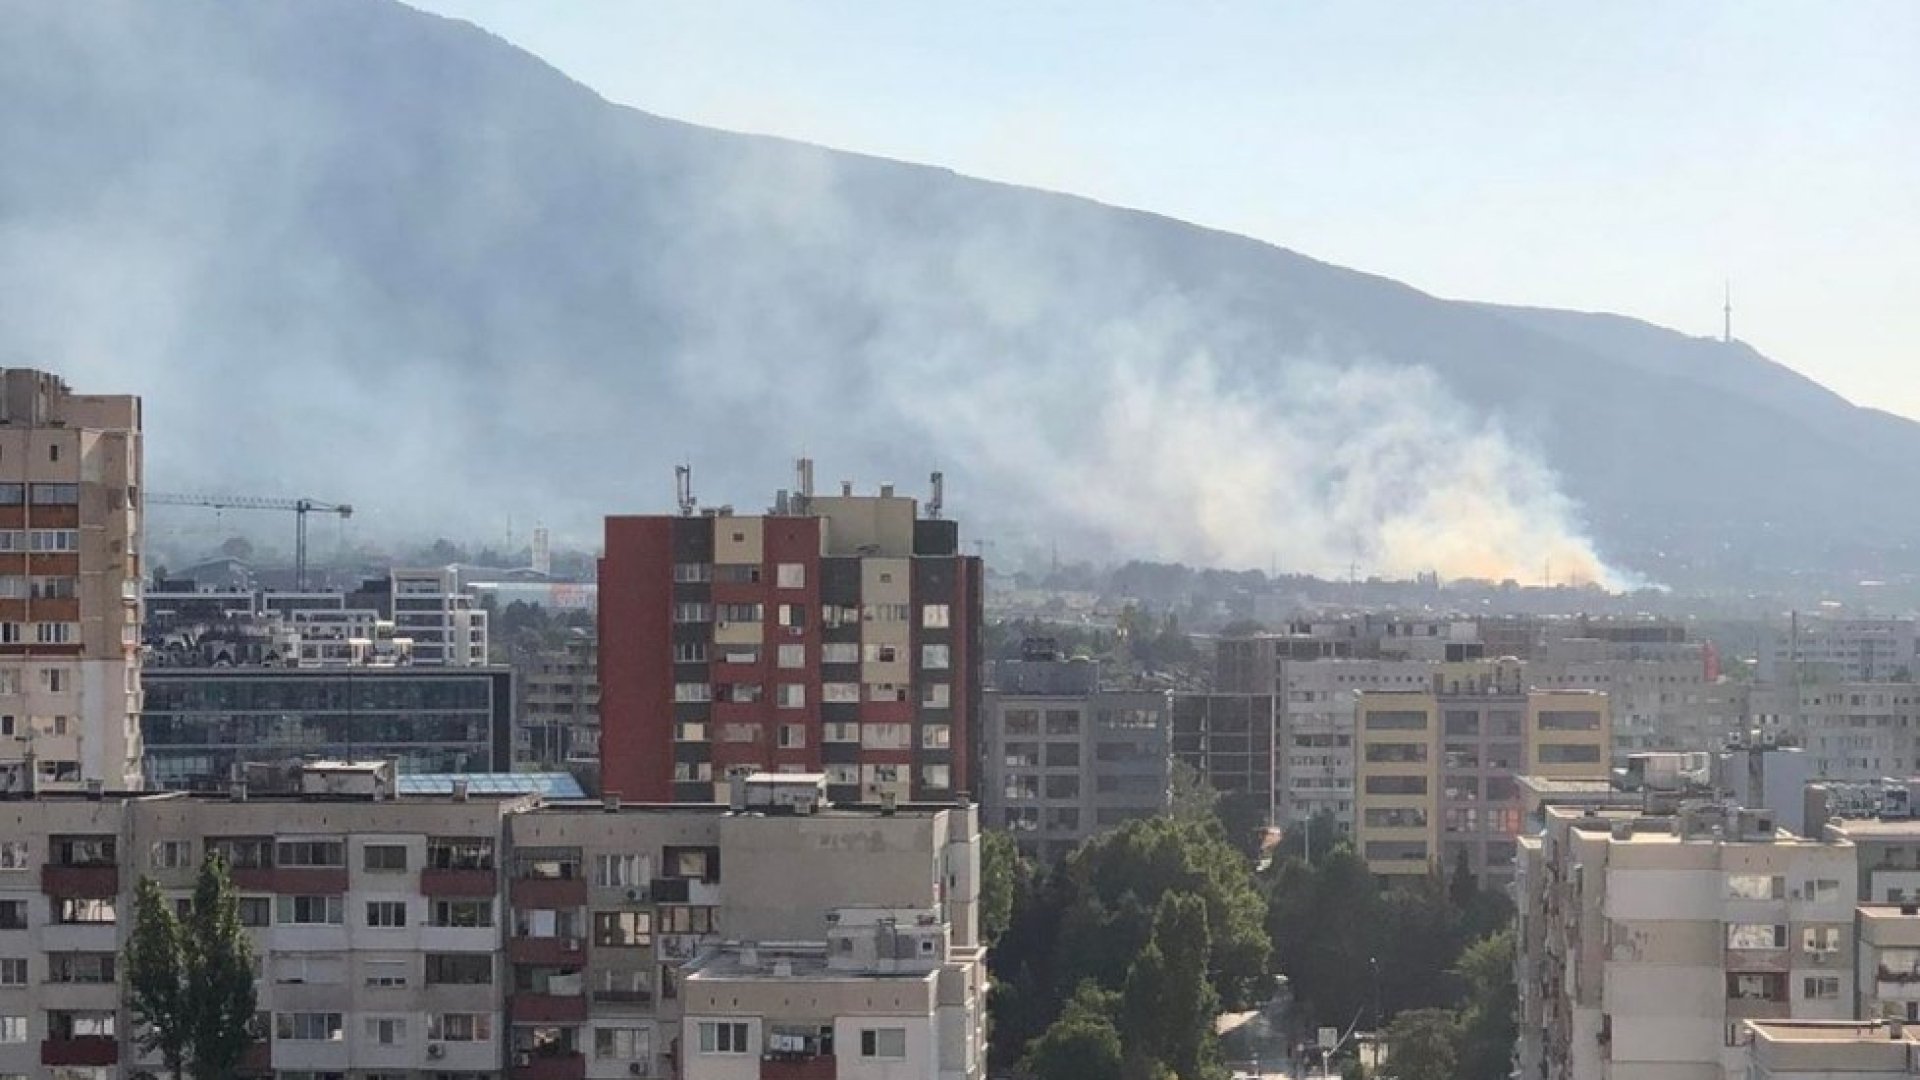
xmin=126 ymin=855 xmax=259 ymax=1080
xmin=1455 ymin=930 xmax=1518 ymax=1080
xmin=1379 ymin=1009 xmax=1461 ymax=1080
xmin=125 ymin=877 xmax=191 ymax=1079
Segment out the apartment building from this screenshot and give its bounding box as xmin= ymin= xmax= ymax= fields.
xmin=0 ymin=368 xmax=143 ymax=792
xmin=1744 ymin=1020 xmax=1920 ymax=1080
xmin=1530 ymin=644 xmax=1742 ymax=759
xmin=515 ymin=632 xmax=599 ymax=770
xmin=389 ymin=569 xmax=490 ymax=668
xmin=598 ymin=473 xmax=982 ymax=805
xmin=1751 ymin=684 xmax=1920 ymax=782
xmin=1763 ymin=617 xmax=1920 ymax=684
xmin=980 ymin=648 xmax=1170 ymax=862
xmin=1355 ymin=665 xmax=1609 ymax=881
xmin=1169 ymin=694 xmax=1278 ymax=827
xmin=1515 ymin=803 xmax=1857 ymax=1080
xmin=0 ymin=766 xmax=984 ymax=1080
xmin=140 ymin=666 xmax=514 ymax=788
xmin=1274 ymin=660 xmax=1430 ymax=832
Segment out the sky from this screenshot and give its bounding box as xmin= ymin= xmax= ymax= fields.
xmin=400 ymin=1 xmax=1919 ymax=418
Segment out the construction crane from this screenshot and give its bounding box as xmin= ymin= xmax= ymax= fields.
xmin=146 ymin=493 xmax=353 ymax=590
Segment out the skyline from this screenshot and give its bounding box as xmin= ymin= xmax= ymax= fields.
xmin=402 ymin=0 xmax=1919 ymax=419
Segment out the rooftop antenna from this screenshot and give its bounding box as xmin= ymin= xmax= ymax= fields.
xmin=1723 ymin=280 xmax=1733 ymax=344
xmin=793 ymin=457 xmax=814 ymax=515
xmin=675 ymin=464 xmax=696 ymax=517
xmin=927 ymin=471 xmax=944 ymax=519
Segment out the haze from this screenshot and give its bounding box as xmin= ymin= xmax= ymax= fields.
xmin=402 ymin=0 xmax=1920 ymax=419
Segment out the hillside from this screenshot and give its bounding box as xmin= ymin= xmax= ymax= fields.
xmin=1 ymin=0 xmax=1912 ymax=587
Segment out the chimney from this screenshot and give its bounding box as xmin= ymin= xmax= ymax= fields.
xmin=451 ymin=778 xmax=470 ymax=803
xmin=879 ymin=482 xmax=895 ymax=498
xmin=840 ymin=480 xmax=853 ymax=497
xmin=84 ymin=778 xmax=103 ymax=801
xmin=728 ymin=772 xmax=748 ymax=812
xmin=603 ymin=793 xmax=622 ymax=813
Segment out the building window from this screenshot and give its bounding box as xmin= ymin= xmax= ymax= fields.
xmin=672 ymin=563 xmax=711 ymax=583
xmin=776 ymin=563 xmax=806 ymax=588
xmin=275 ymin=896 xmax=342 ymax=926
xmin=657 ymin=905 xmax=719 ymax=935
xmin=823 ymin=683 xmax=860 ymax=704
xmin=429 ymin=900 xmax=493 ymax=929
xmin=596 ymin=1026 xmax=651 ymax=1059
xmin=922 ymin=682 xmax=951 ymax=708
xmin=1806 ymin=878 xmax=1843 ymax=903
xmin=862 ymin=723 xmax=910 ymax=750
xmin=276 ymin=840 xmax=345 ymax=868
xmin=1803 ymin=975 xmax=1841 ymax=1000
xmin=921 ymin=724 xmax=950 ymax=749
xmin=776 ymin=644 xmax=805 ymax=669
xmin=0 ymin=844 xmax=24 ymax=871
xmin=1726 ymin=924 xmax=1787 ymax=950
xmin=0 ymin=1017 xmax=24 ymax=1043
xmin=594 ymin=911 xmax=653 ymax=947
xmin=428 ymin=1013 xmax=492 ymax=1041
xmin=0 ymin=903 xmax=24 ymax=931
xmin=674 ymin=683 xmax=712 ymax=703
xmin=274 ymin=1012 xmax=345 ymax=1041
xmin=860 ymin=1028 xmax=907 ymax=1059
xmin=778 ymin=724 xmax=807 ymax=749
xmin=824 ymin=721 xmax=860 ymax=742
xmin=718 ymin=603 xmax=762 ymax=624
xmin=150 ymin=841 xmax=192 ymax=869
xmin=922 ymin=764 xmax=951 ymax=790
xmin=863 ymin=643 xmax=899 ymax=664
xmin=0 ymin=960 xmax=23 ymax=986
xmin=922 ymin=644 xmax=950 ymax=670
xmin=776 ymin=684 xmax=806 ymax=709
xmin=922 ymin=604 xmax=951 ymax=628
xmin=29 ymin=529 xmax=77 ymax=553
xmin=365 ymin=901 xmax=407 ymax=928
xmin=424 ymin=954 xmax=492 ymax=985
xmin=55 ymin=898 xmax=115 ymax=925
xmin=362 ymin=845 xmax=408 ymax=872
xmin=822 ymin=642 xmax=859 ymax=664
xmin=699 ymin=1021 xmax=750 ymax=1054
xmin=673 ymin=602 xmax=710 ymax=624
xmin=38 ymin=667 xmax=68 ymax=691
xmin=366 ymin=1017 xmax=407 ymax=1045
xmin=593 ymin=854 xmax=650 ymax=888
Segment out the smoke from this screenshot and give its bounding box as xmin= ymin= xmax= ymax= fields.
xmin=0 ymin=0 xmax=1637 ymax=590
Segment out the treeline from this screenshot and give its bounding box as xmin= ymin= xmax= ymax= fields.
xmin=984 ymin=806 xmax=1518 ymax=1080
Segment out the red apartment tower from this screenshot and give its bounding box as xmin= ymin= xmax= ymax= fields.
xmin=599 ymin=473 xmax=982 ymax=804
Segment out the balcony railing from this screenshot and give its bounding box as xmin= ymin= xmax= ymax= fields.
xmin=510 ymin=992 xmax=589 ymax=1024
xmin=507 ymin=937 xmax=587 ymax=966
xmin=41 ymin=1036 xmax=118 ymax=1067
xmin=511 ymin=1049 xmax=586 ymax=1080
xmin=421 ymin=867 xmax=499 ymax=897
xmin=41 ymin=865 xmax=119 ymax=899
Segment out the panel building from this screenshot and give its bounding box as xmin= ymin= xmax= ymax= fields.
xmin=1169 ymin=694 xmax=1279 ymax=827
xmin=0 ymin=368 xmax=143 ymax=792
xmin=515 ymin=631 xmax=599 ymax=771
xmin=980 ymin=642 xmax=1171 ymax=861
xmin=0 ymin=766 xmax=985 ymax=1080
xmin=598 ymin=471 xmax=982 ymax=805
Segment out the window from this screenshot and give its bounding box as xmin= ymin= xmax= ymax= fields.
xmin=366 ymin=1017 xmax=407 ymax=1045
xmin=1365 ymin=742 xmax=1427 ymax=764
xmin=777 ymin=603 xmax=807 ymax=628
xmin=673 ymin=641 xmax=709 ymax=663
xmin=593 ymin=854 xmax=649 ymax=888
xmin=1803 ymin=926 xmax=1841 ymax=953
xmin=776 ymin=643 xmax=805 ymax=669
xmin=29 ymin=576 xmax=75 ymax=600
xmin=922 ymin=764 xmax=951 ymax=789
xmin=1537 ymin=710 xmax=1602 ymax=732
xmin=425 ymin=954 xmax=493 ymax=985
xmin=673 ymin=602 xmax=710 ymax=623
xmin=0 ymin=1017 xmax=23 ymax=1043
xmin=271 ymin=953 xmax=345 ymax=986
xmin=1538 ymin=744 xmax=1602 ymax=765
xmin=365 ymin=901 xmax=407 ymax=928
xmin=1364 ymin=776 xmax=1427 ymax=796
xmin=776 ymin=684 xmax=806 ymax=708
xmin=864 ymin=644 xmax=899 ymax=664
xmin=364 ymin=960 xmax=408 ymax=988
xmin=922 ymin=644 xmax=950 ymax=670
xmin=860 ymin=1028 xmax=907 ymax=1059
xmin=1364 ymin=710 xmax=1428 ymax=731
xmin=672 ymin=563 xmax=712 ymax=583
xmin=657 ymin=906 xmax=718 ymax=934
xmin=715 ymin=564 xmax=760 ymax=584
xmin=29 ymin=529 xmax=77 ymax=553
xmin=822 ymin=642 xmax=859 ymax=664
xmin=428 ymin=1013 xmax=492 ymax=1041
xmin=824 ymin=721 xmax=860 ymax=742
xmin=275 ymin=896 xmax=343 ymax=926
xmin=718 ymin=603 xmax=762 ymax=623
xmin=594 ymin=911 xmax=653 ymax=947
xmin=276 ymin=840 xmax=345 ymax=867
xmin=668 ymin=847 xmax=716 ymax=881
xmin=237 ymin=897 xmax=271 ymax=927
xmin=0 ymin=903 xmax=23 ymax=931
xmin=39 ymin=667 xmax=68 ymax=691
xmin=1803 ymin=975 xmax=1841 ymax=1000
xmin=0 ymin=625 xmax=16 ymax=645
xmin=778 ymin=724 xmax=807 ymax=749
xmin=1727 ymin=923 xmax=1788 ymax=950
xmin=674 ymin=721 xmax=706 ymax=742
xmin=674 ymin=682 xmax=712 ymax=703
xmin=150 ymin=840 xmax=192 ymax=869
xmin=430 ymin=899 xmax=493 ymax=928
xmin=922 ymin=604 xmax=950 ymax=628
xmin=0 ymin=486 xmax=17 ymax=506
xmin=1727 ymin=874 xmax=1786 ymax=900
xmin=56 ymin=898 xmax=115 ymax=925
xmin=47 ymin=953 xmax=115 ymax=983
xmin=0 ymin=960 xmax=23 ymax=985
xmin=823 ymin=682 xmax=860 ymax=703
xmin=1807 ymin=878 xmax=1843 ymax=903
xmin=922 ymin=724 xmax=950 ymax=749
xmin=362 ymin=844 xmax=408 ymax=872
xmin=776 ymin=563 xmax=806 ymax=588
xmin=699 ymin=1021 xmax=750 ymax=1054
xmin=596 ymin=1027 xmax=651 ymax=1059
xmin=862 ymin=723 xmax=910 ymax=749
xmin=275 ymin=1012 xmax=345 ymax=1041
xmin=0 ymin=843 xmax=25 ymax=871
xmin=923 ymin=682 xmax=951 ymax=708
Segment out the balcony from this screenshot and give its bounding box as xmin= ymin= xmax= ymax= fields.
xmin=511 ymin=993 xmax=589 ymax=1023
xmin=762 ymin=1054 xmax=837 ymax=1080
xmin=511 ymin=1050 xmax=587 ymax=1080
xmin=42 ymin=865 xmax=118 ymax=899
xmin=512 ymin=876 xmax=587 ymax=908
xmin=507 ymin=937 xmax=587 ymax=967
xmin=227 ymin=866 xmax=349 ymax=894
xmin=422 ymin=867 xmax=499 ymax=897
xmin=41 ymin=1036 xmax=118 ymax=1067
xmin=590 ymin=988 xmax=654 ymax=1010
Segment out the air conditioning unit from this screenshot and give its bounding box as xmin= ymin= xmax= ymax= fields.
xmin=516 ymin=1052 xmax=533 ymax=1067
xmin=629 ymin=1064 xmax=648 ymax=1077
xmin=426 ymin=1043 xmax=446 ymax=1059
xmin=625 ymin=886 xmax=650 ymax=903
xmin=564 ymin=937 xmax=583 ymax=951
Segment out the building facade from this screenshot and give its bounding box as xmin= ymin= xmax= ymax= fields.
xmin=980 ymin=650 xmax=1170 ymax=861
xmin=389 ymin=569 xmax=489 ymax=668
xmin=598 ymin=478 xmax=982 ymax=805
xmin=1169 ymin=694 xmax=1278 ymax=827
xmin=141 ymin=666 xmax=514 ymax=788
xmin=0 ymin=368 xmax=143 ymax=792
xmin=515 ymin=632 xmax=599 ymax=771
xmin=0 ymin=768 xmax=984 ymax=1080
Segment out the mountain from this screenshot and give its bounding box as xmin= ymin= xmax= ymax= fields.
xmin=2 ymin=0 xmax=1912 ymax=588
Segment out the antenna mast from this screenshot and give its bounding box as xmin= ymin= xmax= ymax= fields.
xmin=1723 ymin=280 xmax=1733 ymax=344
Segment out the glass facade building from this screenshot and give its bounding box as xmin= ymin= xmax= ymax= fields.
xmin=141 ymin=667 xmax=514 ymax=788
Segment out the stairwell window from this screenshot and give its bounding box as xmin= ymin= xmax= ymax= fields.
xmin=860 ymin=1028 xmax=907 ymax=1059
xmin=698 ymin=1021 xmax=749 ymax=1054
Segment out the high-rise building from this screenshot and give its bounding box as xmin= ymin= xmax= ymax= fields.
xmin=389 ymin=568 xmax=490 ymax=667
xmin=598 ymin=474 xmax=982 ymax=804
xmin=0 ymin=368 xmax=143 ymax=791
xmin=515 ymin=631 xmax=599 ymax=770
xmin=1170 ymin=694 xmax=1278 ymax=827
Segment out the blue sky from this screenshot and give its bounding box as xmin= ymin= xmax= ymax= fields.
xmin=404 ymin=1 xmax=1918 ymax=417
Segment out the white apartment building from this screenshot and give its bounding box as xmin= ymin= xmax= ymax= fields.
xmin=1751 ymin=685 xmax=1920 ymax=782
xmin=1277 ymin=659 xmax=1430 ymax=831
xmin=1529 ymin=647 xmax=1745 ymax=760
xmin=1517 ymin=802 xmax=1858 ymax=1080
xmin=0 ymin=767 xmax=983 ymax=1080
xmin=1745 ymin=1020 xmax=1920 ymax=1080
xmin=1762 ymin=618 xmax=1920 ymax=685
xmin=0 ymin=369 xmax=143 ymax=792
xmin=391 ymin=569 xmax=489 ymax=667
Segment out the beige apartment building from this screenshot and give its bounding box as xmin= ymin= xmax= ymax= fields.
xmin=1745 ymin=1020 xmax=1920 ymax=1080
xmin=1516 ymin=803 xmax=1858 ymax=1080
xmin=1354 ymin=664 xmax=1609 ymax=881
xmin=0 ymin=368 xmax=143 ymax=792
xmin=0 ymin=765 xmax=984 ymax=1080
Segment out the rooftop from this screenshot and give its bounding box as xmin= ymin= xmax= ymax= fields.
xmin=397 ymin=773 xmax=588 ymax=799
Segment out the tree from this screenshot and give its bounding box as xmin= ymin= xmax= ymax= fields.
xmin=1454 ymin=931 xmax=1518 ymax=1080
xmin=125 ymin=878 xmax=190 ymax=1079
xmin=1025 ymin=984 xmax=1126 ymax=1080
xmin=1122 ymin=893 xmax=1222 ymax=1080
xmin=1448 ymin=848 xmax=1478 ymax=910
xmin=187 ymin=853 xmax=259 ymax=1080
xmin=1378 ymin=1009 xmax=1460 ymax=1080
xmin=980 ymin=830 xmax=1030 ymax=946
